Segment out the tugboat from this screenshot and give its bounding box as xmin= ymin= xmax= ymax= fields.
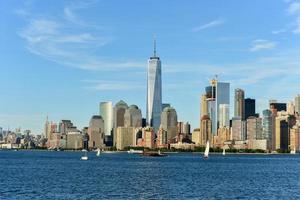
xmin=142 ymin=150 xmax=167 ymax=157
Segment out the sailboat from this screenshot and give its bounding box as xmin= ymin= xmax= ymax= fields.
xmin=204 ymin=141 xmax=210 ymax=159
xmin=222 ymin=148 xmax=226 ymax=156
xmin=81 ymin=149 xmax=88 ymax=160
xmin=290 ymin=147 xmax=296 ymax=155
xmin=96 ymin=148 xmax=101 ymax=157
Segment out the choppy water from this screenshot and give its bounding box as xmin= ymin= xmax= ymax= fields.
xmin=0 ymin=151 xmax=300 ymax=200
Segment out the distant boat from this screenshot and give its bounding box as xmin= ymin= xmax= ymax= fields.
xmin=81 ymin=150 xmax=88 ymax=160
xmin=204 ymin=141 xmax=210 ymax=159
xmin=290 ymin=147 xmax=296 ymax=155
xmin=222 ymin=148 xmax=226 ymax=156
xmin=127 ymin=149 xmax=143 ymax=154
xmin=96 ymin=148 xmax=101 ymax=157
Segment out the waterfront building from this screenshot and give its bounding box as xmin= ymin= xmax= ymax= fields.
xmin=147 ymin=40 xmax=162 ymax=131
xmin=113 ymin=100 xmax=128 ymax=146
xmin=234 ymin=88 xmax=245 ymax=120
xmin=219 ymin=104 xmax=229 ymax=128
xmin=116 ymin=127 xmax=135 ymax=150
xmin=192 ymin=128 xmax=201 ymax=145
xmin=200 ymin=94 xmax=208 ymax=118
xmin=205 ymin=78 xmax=230 ymax=134
xmin=245 ymin=98 xmax=256 ymax=120
xmin=295 ymin=94 xmax=300 ymax=114
xmin=200 ymin=115 xmax=212 ymax=146
xmin=247 ymin=116 xmax=263 ymax=140
xmin=262 ymin=109 xmax=273 ymax=149
xmin=124 ymin=105 xmax=142 ymax=128
xmin=66 ymin=132 xmax=83 ymax=150
xmin=183 ymin=122 xmax=191 ymax=135
xmin=216 ymin=127 xmax=230 ymax=147
xmin=100 ymin=101 xmax=113 ymax=136
xmin=143 ymin=127 xmax=155 ymax=149
xmin=157 ymin=128 xmax=168 ymax=148
xmin=290 ymin=124 xmax=300 ymax=151
xmin=275 ymin=112 xmax=296 ymax=151
xmin=88 ymin=115 xmax=105 ymax=149
xmin=287 ymin=101 xmax=295 ymax=115
xmin=231 ymin=117 xmax=246 ymax=141
xmin=161 ymin=107 xmax=178 ymax=141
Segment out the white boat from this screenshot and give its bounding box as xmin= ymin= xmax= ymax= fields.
xmin=204 ymin=141 xmax=210 ymax=159
xmin=222 ymin=148 xmax=226 ymax=156
xmin=290 ymin=147 xmax=296 ymax=154
xmin=127 ymin=149 xmax=143 ymax=154
xmin=96 ymin=149 xmax=101 ymax=157
xmin=81 ymin=151 xmax=88 ymax=160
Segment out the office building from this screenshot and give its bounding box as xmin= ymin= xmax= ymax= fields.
xmin=200 ymin=94 xmax=208 ymax=117
xmin=234 ymin=88 xmax=245 ymax=120
xmin=147 ymin=39 xmax=162 ymax=131
xmin=219 ymin=104 xmax=229 ymax=128
xmin=124 ymin=105 xmax=142 ymax=128
xmin=116 ymin=127 xmax=135 ymax=150
xmin=231 ymin=117 xmax=246 ymax=141
xmin=100 ymin=102 xmax=113 ymax=136
xmin=205 ymin=78 xmax=230 ymax=134
xmin=88 ymin=115 xmax=105 ymax=149
xmin=262 ymin=109 xmax=273 ymax=143
xmin=295 ymin=94 xmax=300 ymax=114
xmin=247 ymin=116 xmax=263 ymax=140
xmin=161 ymin=107 xmax=178 ymax=141
xmin=245 ymin=98 xmax=256 ymax=120
xmin=200 ymin=115 xmax=212 ymax=146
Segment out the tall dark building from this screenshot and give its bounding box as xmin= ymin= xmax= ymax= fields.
xmin=245 ymin=98 xmax=256 ymax=120
xmin=270 ymin=103 xmax=286 ymax=112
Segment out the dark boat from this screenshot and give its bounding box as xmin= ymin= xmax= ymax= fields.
xmin=142 ymin=150 xmax=167 ymax=157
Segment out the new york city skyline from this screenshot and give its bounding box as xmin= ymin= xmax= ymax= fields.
xmin=1 ymin=0 xmax=300 ymax=133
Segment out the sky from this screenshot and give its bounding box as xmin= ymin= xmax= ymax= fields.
xmin=1 ymin=0 xmax=300 ymax=134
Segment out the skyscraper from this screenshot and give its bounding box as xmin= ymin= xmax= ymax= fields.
xmin=161 ymin=107 xmax=178 ymax=141
xmin=88 ymin=115 xmax=105 ymax=149
xmin=100 ymin=102 xmax=113 ymax=136
xmin=262 ymin=109 xmax=273 ymax=141
xmin=294 ymin=94 xmax=300 ymax=114
xmin=245 ymin=98 xmax=256 ymax=120
xmin=205 ymin=78 xmax=230 ymax=134
xmin=219 ymin=104 xmax=229 ymax=128
xmin=234 ymin=88 xmax=245 ymax=120
xmin=124 ymin=105 xmax=142 ymax=128
xmin=147 ymin=39 xmax=162 ymax=132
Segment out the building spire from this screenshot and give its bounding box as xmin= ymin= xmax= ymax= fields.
xmin=153 ymin=35 xmax=156 ymax=57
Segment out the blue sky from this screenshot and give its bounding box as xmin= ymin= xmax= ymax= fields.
xmin=1 ymin=0 xmax=300 ymax=134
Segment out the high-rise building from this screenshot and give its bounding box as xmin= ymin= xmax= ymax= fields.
xmin=200 ymin=94 xmax=208 ymax=118
xmin=162 ymin=103 xmax=171 ymax=111
xmin=147 ymin=39 xmax=162 ymax=132
xmin=88 ymin=115 xmax=105 ymax=149
xmin=295 ymin=94 xmax=300 ymax=114
xmin=113 ymin=100 xmax=128 ymax=146
xmin=231 ymin=117 xmax=246 ymax=140
xmin=270 ymin=102 xmax=286 ymax=113
xmin=234 ymin=88 xmax=245 ymax=120
xmin=262 ymin=109 xmax=273 ymax=143
xmin=59 ymin=120 xmax=77 ymax=134
xmin=200 ymin=115 xmax=212 ymax=146
xmin=247 ymin=116 xmax=263 ymax=140
xmin=100 ymin=102 xmax=113 ymax=136
xmin=287 ymin=101 xmax=295 ymax=115
xmin=275 ymin=112 xmax=296 ymax=151
xmin=245 ymin=98 xmax=256 ymax=120
xmin=290 ymin=124 xmax=300 ymax=151
xmin=124 ymin=105 xmax=142 ymax=128
xmin=219 ymin=104 xmax=229 ymax=128
xmin=116 ymin=127 xmax=135 ymax=150
xmin=161 ymin=107 xmax=178 ymax=141
xmin=205 ymin=78 xmax=230 ymax=134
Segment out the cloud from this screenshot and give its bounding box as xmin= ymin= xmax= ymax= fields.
xmin=82 ymin=80 xmax=144 ymax=91
xmin=271 ymin=29 xmax=287 ymax=34
xmin=287 ymin=2 xmax=300 ymax=14
xmin=249 ymin=39 xmax=277 ymax=52
xmin=192 ymin=19 xmax=225 ymax=32
xmin=18 ymin=2 xmax=143 ymax=71
xmin=293 ymin=17 xmax=300 ymax=33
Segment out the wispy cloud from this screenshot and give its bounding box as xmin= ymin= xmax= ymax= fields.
xmin=192 ymin=19 xmax=225 ymax=32
xmin=83 ymin=80 xmax=144 ymax=91
xmin=249 ymin=39 xmax=277 ymax=52
xmin=287 ymin=2 xmax=300 ymax=14
xmin=17 ymin=2 xmax=143 ymax=71
xmin=271 ymin=29 xmax=287 ymax=34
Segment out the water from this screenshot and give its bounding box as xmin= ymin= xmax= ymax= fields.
xmin=1 ymin=151 xmax=300 ymax=200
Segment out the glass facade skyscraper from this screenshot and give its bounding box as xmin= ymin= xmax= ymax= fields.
xmin=100 ymin=101 xmax=113 ymax=136
xmin=245 ymin=98 xmax=256 ymax=120
xmin=147 ymin=40 xmax=162 ymax=131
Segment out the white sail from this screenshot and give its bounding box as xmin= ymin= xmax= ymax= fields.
xmin=291 ymin=147 xmax=296 ymax=154
xmin=223 ymin=148 xmax=226 ymax=156
xmin=96 ymin=149 xmax=101 ymax=156
xmin=204 ymin=141 xmax=210 ymax=158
